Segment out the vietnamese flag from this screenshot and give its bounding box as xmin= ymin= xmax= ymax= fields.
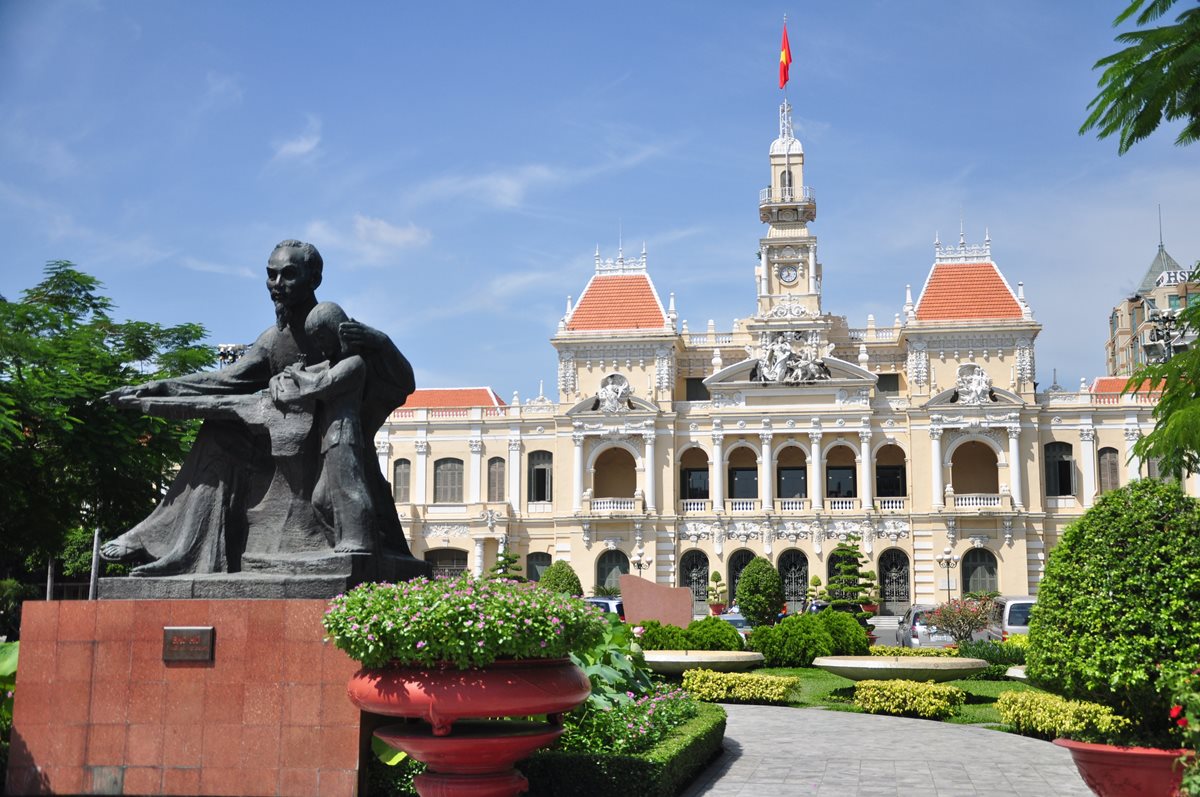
xmin=779 ymin=23 xmax=792 ymax=89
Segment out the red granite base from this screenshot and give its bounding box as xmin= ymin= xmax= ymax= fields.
xmin=6 ymin=600 xmax=364 ymax=796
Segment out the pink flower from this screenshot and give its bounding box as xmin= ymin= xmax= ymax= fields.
xmin=1171 ymin=705 xmax=1184 ymax=719
xmin=632 ymin=626 xmax=645 ymax=638
xmin=416 ymin=641 xmax=427 ymax=649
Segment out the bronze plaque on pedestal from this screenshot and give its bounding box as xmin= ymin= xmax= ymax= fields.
xmin=162 ymin=626 xmax=215 ymax=662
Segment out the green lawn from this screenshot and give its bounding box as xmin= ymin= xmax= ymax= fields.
xmin=757 ymin=667 xmax=1044 ymax=728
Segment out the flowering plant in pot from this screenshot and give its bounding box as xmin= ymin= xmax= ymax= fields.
xmin=707 ymin=570 xmax=728 ymax=615
xmin=324 ymin=574 xmax=607 ymax=796
xmin=1027 ymin=479 xmax=1200 ymax=796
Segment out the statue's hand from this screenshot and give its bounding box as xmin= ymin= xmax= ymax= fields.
xmin=104 ymin=380 xmax=165 ymax=406
xmin=269 ymin=372 xmax=297 ymax=404
xmin=338 ymin=319 xmax=384 ymax=353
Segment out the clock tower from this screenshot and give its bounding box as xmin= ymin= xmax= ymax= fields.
xmin=755 ymin=99 xmax=821 ymax=320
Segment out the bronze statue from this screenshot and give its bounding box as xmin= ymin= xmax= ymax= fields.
xmin=102 ymin=240 xmax=425 ymax=590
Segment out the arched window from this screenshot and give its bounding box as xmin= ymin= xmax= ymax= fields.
xmin=962 ymin=549 xmax=998 ymax=595
xmin=825 ymin=445 xmax=857 ymax=498
xmin=1098 ymin=447 xmax=1120 ymax=494
xmin=727 ymin=447 xmax=758 ymax=499
xmin=433 ymin=458 xmax=464 ymax=503
xmin=727 ymin=550 xmax=755 ymax=603
xmin=780 ymin=168 xmax=794 ymax=190
xmin=951 ymin=441 xmax=1000 ymax=493
xmin=596 ymin=550 xmax=628 ymax=590
xmin=487 ymin=457 xmax=506 ymax=502
xmin=776 ymin=446 xmax=807 ymax=500
xmin=1045 ymin=442 xmax=1075 ymax=497
xmin=594 ymin=448 xmax=636 ymax=497
xmin=425 ymin=548 xmax=467 ymax=579
xmin=875 ymin=445 xmax=907 ymax=498
xmin=392 ymin=458 xmax=411 ymax=502
xmin=679 ymin=550 xmax=710 ymax=614
xmin=528 ymin=450 xmax=553 ymax=503
xmin=878 ymin=549 xmax=910 ymax=617
xmin=778 ymin=550 xmax=809 ymax=615
xmin=680 ymin=446 xmax=711 ymax=501
xmin=526 ymin=552 xmax=552 ymax=582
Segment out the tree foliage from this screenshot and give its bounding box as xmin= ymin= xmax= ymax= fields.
xmin=820 ymin=537 xmax=876 ymax=624
xmin=1027 ymin=479 xmax=1200 ymax=746
xmin=536 ymin=560 xmax=583 ymax=596
xmin=1081 ymin=0 xmax=1200 ymax=153
xmin=0 ymin=262 xmax=213 ymax=577
xmin=734 ymin=556 xmax=784 ymax=628
xmin=1129 ymin=265 xmax=1200 ymax=477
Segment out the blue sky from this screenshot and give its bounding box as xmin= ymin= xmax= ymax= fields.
xmin=3 ymin=2 xmax=1199 ymax=398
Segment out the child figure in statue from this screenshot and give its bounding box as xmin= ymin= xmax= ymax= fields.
xmin=272 ymin=301 xmax=374 ymax=553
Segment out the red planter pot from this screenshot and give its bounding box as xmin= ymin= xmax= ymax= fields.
xmin=709 ymin=603 xmax=726 ymax=616
xmin=348 ymin=659 xmax=592 ymax=797
xmin=1053 ymin=738 xmax=1191 ymax=797
xmin=347 ymin=657 xmax=591 ymax=735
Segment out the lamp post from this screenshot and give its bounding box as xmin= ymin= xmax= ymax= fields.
xmin=630 ymin=551 xmax=652 ymax=576
xmin=933 ymin=546 xmax=960 ymax=603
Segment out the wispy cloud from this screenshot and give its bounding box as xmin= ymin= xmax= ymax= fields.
xmin=199 ymin=70 xmax=243 ymax=112
xmin=182 ymin=256 xmax=255 ymax=279
xmin=0 ymin=121 xmax=79 ymax=179
xmin=271 ymin=114 xmax=321 ymax=162
xmin=304 ymin=213 xmax=432 ymax=267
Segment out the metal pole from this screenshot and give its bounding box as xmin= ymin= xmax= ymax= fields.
xmin=45 ymin=557 xmax=55 ymax=601
xmin=88 ymin=527 xmax=101 ymax=600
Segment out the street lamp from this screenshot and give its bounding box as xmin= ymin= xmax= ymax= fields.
xmin=630 ymin=551 xmax=652 ymax=575
xmin=933 ymin=546 xmax=960 ymax=603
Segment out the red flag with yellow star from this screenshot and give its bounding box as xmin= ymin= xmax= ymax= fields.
xmin=779 ymin=23 xmax=792 ymax=89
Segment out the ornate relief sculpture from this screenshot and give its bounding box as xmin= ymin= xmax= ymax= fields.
xmin=596 ymin=373 xmax=633 ymax=413
xmin=954 ymin=364 xmax=995 ymax=404
xmin=752 ymin=330 xmax=832 ymax=384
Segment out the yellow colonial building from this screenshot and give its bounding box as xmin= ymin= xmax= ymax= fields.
xmin=376 ymin=100 xmax=1170 ymax=616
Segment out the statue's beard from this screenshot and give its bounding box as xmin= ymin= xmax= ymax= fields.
xmin=274 ymin=301 xmax=291 ymax=331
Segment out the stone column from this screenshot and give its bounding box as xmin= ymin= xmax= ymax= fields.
xmin=712 ymin=431 xmax=725 ymax=512
xmin=473 ymin=538 xmax=485 ymax=577
xmin=468 ymin=438 xmax=483 ymax=504
xmin=809 ymin=432 xmax=824 ymax=510
xmin=760 ymin=432 xmax=774 ymax=511
xmin=929 ymin=428 xmax=943 ymax=508
xmin=507 ymin=438 xmax=521 ymax=512
xmin=414 ymin=440 xmax=429 ymax=505
xmin=376 ymin=440 xmax=390 ymax=479
xmin=1008 ymin=426 xmax=1024 ymax=509
xmin=1124 ymin=427 xmax=1142 ymax=480
xmin=643 ymin=431 xmax=657 ymax=512
xmin=572 ymin=432 xmax=585 ymax=513
xmin=858 ymin=431 xmax=873 ymax=509
xmin=1079 ymin=426 xmax=1097 ymax=508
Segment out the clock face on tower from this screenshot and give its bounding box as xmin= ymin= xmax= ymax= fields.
xmin=779 ymin=265 xmax=799 ymax=285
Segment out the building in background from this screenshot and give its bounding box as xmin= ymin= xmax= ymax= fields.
xmin=377 ymin=100 xmax=1188 ymax=615
xmin=1106 ymin=242 xmax=1198 ymax=376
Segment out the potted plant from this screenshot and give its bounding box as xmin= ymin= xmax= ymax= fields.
xmin=707 ymin=570 xmax=728 ymax=615
xmin=1027 ymin=480 xmax=1200 ymax=796
xmin=859 ymin=570 xmax=880 ymax=615
xmin=324 ymin=574 xmax=606 ymax=796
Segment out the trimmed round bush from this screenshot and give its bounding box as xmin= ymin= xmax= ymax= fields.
xmin=735 ymin=557 xmax=785 ymax=628
xmin=750 ymin=614 xmax=833 ymax=667
xmin=536 ymin=560 xmax=583 ymax=596
xmin=1028 ymin=479 xmax=1200 ymax=746
xmin=815 ymin=609 xmax=869 ymax=656
xmin=637 ymin=620 xmax=691 ymax=651
xmin=684 ymin=616 xmax=744 ymax=651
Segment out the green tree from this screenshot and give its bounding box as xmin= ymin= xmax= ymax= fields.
xmin=734 ymin=557 xmax=784 ymax=628
xmin=486 ymin=550 xmax=525 ymax=581
xmin=0 ymin=262 xmax=213 ymax=577
xmin=821 ymin=537 xmax=876 ymax=624
xmin=1081 ymin=0 xmax=1200 ymax=153
xmin=536 ymin=560 xmax=583 ymax=596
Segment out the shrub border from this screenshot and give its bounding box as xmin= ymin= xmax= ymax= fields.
xmin=522 ymin=702 xmax=727 ymax=797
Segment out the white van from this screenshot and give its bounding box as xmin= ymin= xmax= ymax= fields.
xmin=985 ymin=595 xmax=1036 ymax=641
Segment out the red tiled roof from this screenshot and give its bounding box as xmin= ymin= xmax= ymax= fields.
xmin=566 ymin=274 xmax=666 ymax=331
xmin=914 ymin=262 xmax=1023 ymax=321
xmin=1090 ymin=376 xmax=1162 ymax=394
xmin=401 ymin=388 xmax=506 ymax=409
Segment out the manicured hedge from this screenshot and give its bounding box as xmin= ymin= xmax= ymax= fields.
xmin=869 ymin=645 xmax=959 ymax=657
xmin=996 ymin=691 xmax=1131 ymax=743
xmin=853 ymin=680 xmax=966 ymax=720
xmin=684 ymin=616 xmax=744 ymax=651
xmin=523 ymin=702 xmax=727 ymax=797
xmin=748 ymin=613 xmax=832 ymax=667
xmin=638 ymin=620 xmax=691 ymax=651
xmin=681 ymin=669 xmax=800 ymax=705
xmin=815 ymin=609 xmax=869 ymax=655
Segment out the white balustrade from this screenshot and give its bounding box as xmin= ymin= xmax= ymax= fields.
xmin=952 ymin=494 xmax=1001 ymax=508
xmin=527 ymin=501 xmax=554 ymax=513
xmin=591 ymin=498 xmax=635 ymax=512
xmin=680 ymin=499 xmax=710 ymax=513
xmin=826 ymin=497 xmax=860 ymax=511
xmin=776 ymin=498 xmax=808 ymax=512
xmin=875 ymin=497 xmax=906 ymax=511
xmin=727 ymin=499 xmax=759 ymax=512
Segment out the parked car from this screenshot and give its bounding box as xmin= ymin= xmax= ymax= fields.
xmin=717 ymin=611 xmax=751 ymax=640
xmin=585 ymin=597 xmax=624 ymax=622
xmin=982 ymin=595 xmax=1036 ymax=641
xmin=896 ymin=604 xmax=955 ymax=649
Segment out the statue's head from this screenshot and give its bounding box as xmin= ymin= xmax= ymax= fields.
xmin=267 ymin=240 xmax=324 ymax=329
xmin=304 ymin=301 xmax=349 ymax=362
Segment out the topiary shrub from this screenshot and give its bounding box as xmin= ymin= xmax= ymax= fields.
xmin=637 ymin=620 xmax=691 ymax=651
xmin=996 ymin=691 xmax=1131 ymax=743
xmin=815 ymin=609 xmax=869 ymax=655
xmin=749 ymin=613 xmax=832 ymax=667
xmin=870 ymin=645 xmax=959 ymax=657
xmin=681 ymin=670 xmax=800 ymax=705
xmin=684 ymin=617 xmax=743 ymax=651
xmin=821 ymin=537 xmax=875 ymax=625
xmin=734 ymin=557 xmax=784 ymax=628
xmin=854 ymin=680 xmax=965 ymax=720
xmin=537 ymin=560 xmax=583 ymax=597
xmin=1027 ymin=479 xmax=1200 ymax=747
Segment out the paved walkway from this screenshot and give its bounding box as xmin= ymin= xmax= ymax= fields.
xmin=681 ymin=704 xmax=1092 ymax=797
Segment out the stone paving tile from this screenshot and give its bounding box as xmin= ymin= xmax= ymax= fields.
xmin=681 ymin=704 xmax=1093 ymax=797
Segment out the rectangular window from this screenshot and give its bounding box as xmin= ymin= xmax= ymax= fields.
xmin=685 ymin=378 xmax=710 ymax=401
xmin=681 ymin=468 xmax=709 ymax=500
xmin=487 ymin=458 xmax=505 ymax=502
xmin=1169 ymin=294 xmax=1182 ymax=310
xmin=392 ymin=459 xmax=411 ymax=503
xmin=433 ymin=459 xmax=464 ymax=503
xmin=728 ymin=468 xmax=758 ymax=499
xmin=876 ymin=373 xmax=900 ymax=395
xmin=875 ymin=465 xmax=905 ymax=497
xmin=826 ymin=466 xmax=856 ymax=498
xmin=777 ymin=467 xmax=807 ymax=498
xmin=528 ymin=451 xmax=553 ymax=502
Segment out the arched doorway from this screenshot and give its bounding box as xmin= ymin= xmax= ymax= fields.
xmin=679 ymin=550 xmax=710 ymax=616
xmin=594 ymin=448 xmax=637 ymax=498
xmin=596 ymin=550 xmax=629 ymax=593
xmin=878 ymin=548 xmax=910 ymax=616
xmin=950 ymin=441 xmax=1000 ymax=494
xmin=425 ymin=548 xmax=467 ymax=579
xmin=778 ymin=549 xmax=809 ymax=614
xmin=962 ymin=548 xmax=999 ymax=595
xmin=728 ymin=549 xmax=755 ymax=605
